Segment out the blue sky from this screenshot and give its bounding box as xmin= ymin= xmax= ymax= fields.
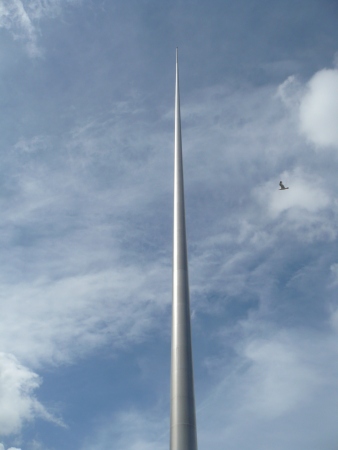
xmin=1 ymin=0 xmax=338 ymax=449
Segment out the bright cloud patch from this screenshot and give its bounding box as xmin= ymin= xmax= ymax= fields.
xmin=254 ymin=170 xmax=330 ymax=219
xmin=0 ymin=353 xmax=59 ymax=436
xmin=268 ymin=178 xmax=329 ymax=218
xmin=299 ymin=69 xmax=338 ymax=148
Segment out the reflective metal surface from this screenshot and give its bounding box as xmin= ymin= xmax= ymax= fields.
xmin=170 ymin=48 xmax=198 ymax=450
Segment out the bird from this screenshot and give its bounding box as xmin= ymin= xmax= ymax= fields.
xmin=279 ymin=181 xmax=289 ymax=190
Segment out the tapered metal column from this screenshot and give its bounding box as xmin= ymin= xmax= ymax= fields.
xmin=170 ymin=49 xmax=198 ymax=450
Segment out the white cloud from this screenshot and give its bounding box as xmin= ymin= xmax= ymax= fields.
xmin=0 ymin=0 xmax=40 ymax=56
xmin=0 ymin=0 xmax=79 ymax=56
xmin=0 ymin=104 xmax=173 ymax=368
xmin=0 ymin=353 xmax=61 ymax=436
xmin=81 ymin=409 xmax=167 ymax=450
xmin=0 ymin=447 xmax=21 ymax=450
xmin=299 ymin=69 xmax=338 ymax=149
xmin=257 ymin=170 xmax=330 ymax=218
xmin=251 ymin=168 xmax=337 ymax=243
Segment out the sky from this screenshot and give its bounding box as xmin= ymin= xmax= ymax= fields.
xmin=1 ymin=0 xmax=338 ymax=449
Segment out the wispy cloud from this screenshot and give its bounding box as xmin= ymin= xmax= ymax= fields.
xmin=0 ymin=353 xmax=63 ymax=436
xmin=0 ymin=0 xmax=78 ymax=56
xmin=0 ymin=96 xmax=173 ymax=436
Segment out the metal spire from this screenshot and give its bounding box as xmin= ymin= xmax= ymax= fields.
xmin=170 ymin=48 xmax=198 ymax=450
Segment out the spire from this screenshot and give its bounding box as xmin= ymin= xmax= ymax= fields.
xmin=170 ymin=48 xmax=198 ymax=450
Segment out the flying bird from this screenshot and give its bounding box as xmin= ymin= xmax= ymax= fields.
xmin=279 ymin=181 xmax=289 ymax=190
